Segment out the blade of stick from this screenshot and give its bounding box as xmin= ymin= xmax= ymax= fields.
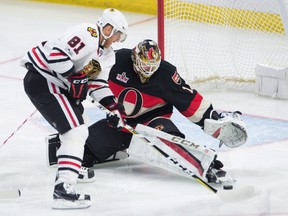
xmin=0 ymin=189 xmax=21 ymax=199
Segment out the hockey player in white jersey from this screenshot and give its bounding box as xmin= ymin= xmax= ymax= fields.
xmin=22 ymin=8 xmax=128 ymax=209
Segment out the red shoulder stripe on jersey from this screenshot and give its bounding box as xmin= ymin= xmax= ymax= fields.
xmin=181 ymin=93 xmax=203 ymax=117
xmin=32 ymin=47 xmax=48 ymax=69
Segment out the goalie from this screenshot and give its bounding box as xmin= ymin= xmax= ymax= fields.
xmin=47 ymin=39 xmax=247 ymax=185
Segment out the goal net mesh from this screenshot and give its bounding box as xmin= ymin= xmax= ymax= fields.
xmin=160 ymin=0 xmax=288 ymax=90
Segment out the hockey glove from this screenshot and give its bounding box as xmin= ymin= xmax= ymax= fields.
xmin=204 ymin=111 xmax=247 ymax=148
xmin=68 ymin=72 xmax=88 ymax=101
xmin=106 ymin=102 xmax=126 ymax=131
xmin=79 ymin=59 xmax=101 ymax=78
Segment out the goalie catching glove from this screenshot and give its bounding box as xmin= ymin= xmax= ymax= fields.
xmin=68 ymin=72 xmax=88 ymax=101
xmin=204 ymin=111 xmax=247 ymax=148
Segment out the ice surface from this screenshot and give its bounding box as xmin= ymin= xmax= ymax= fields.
xmin=0 ymin=1 xmax=288 ymax=215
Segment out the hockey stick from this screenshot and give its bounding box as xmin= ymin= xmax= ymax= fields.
xmin=1 ymin=109 xmax=38 ymax=148
xmin=92 ymin=100 xmax=220 ymax=194
xmin=0 ymin=189 xmax=21 ymax=199
xmin=0 ymin=110 xmax=34 ymax=198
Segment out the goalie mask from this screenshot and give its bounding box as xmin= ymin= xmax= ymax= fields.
xmin=97 ymin=8 xmax=128 ymax=44
xmin=131 ymin=39 xmax=161 ymax=83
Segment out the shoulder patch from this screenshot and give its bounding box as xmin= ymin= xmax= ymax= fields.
xmin=172 ymin=71 xmax=181 ymax=85
xmin=87 ymin=27 xmax=98 ymax=38
xmin=116 ymin=72 xmax=129 ymax=83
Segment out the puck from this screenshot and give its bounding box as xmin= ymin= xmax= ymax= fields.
xmin=223 ymin=185 xmax=233 ymax=190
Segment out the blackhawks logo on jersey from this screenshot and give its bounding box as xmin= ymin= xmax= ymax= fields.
xmin=87 ymin=27 xmax=98 ymax=37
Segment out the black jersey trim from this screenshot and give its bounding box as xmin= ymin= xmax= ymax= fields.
xmin=89 ymin=78 xmax=109 ymax=84
xmin=88 ymin=86 xmax=109 ymax=96
xmin=37 ymin=46 xmax=70 ymax=64
xmin=57 ymin=155 xmax=82 ymax=162
xmin=28 ymin=52 xmax=52 ymax=76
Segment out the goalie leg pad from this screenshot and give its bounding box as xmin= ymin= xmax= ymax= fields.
xmin=130 ymin=124 xmax=217 ymax=179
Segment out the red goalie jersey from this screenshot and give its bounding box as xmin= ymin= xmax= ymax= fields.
xmin=108 ymin=48 xmax=214 ymax=128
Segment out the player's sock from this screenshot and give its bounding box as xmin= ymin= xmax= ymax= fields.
xmin=46 ymin=133 xmax=96 ymax=183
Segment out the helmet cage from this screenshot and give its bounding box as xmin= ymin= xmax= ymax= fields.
xmin=132 ymin=40 xmax=161 ymax=83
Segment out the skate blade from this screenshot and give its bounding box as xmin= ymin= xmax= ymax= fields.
xmin=52 ymin=198 xmax=91 ymax=209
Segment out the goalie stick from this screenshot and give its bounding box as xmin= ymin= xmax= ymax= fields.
xmin=92 ymin=99 xmax=255 ymax=200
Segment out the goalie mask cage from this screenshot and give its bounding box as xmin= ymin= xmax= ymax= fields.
xmin=157 ymin=0 xmax=288 ymax=90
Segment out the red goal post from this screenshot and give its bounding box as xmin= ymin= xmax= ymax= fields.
xmin=157 ymin=0 xmax=288 ymax=90
xmin=158 ymin=0 xmax=165 ymax=60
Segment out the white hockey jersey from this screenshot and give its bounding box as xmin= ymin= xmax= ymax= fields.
xmin=21 ymin=23 xmax=115 ymax=102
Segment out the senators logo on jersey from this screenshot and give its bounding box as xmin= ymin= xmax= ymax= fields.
xmin=172 ymin=71 xmax=181 ymax=85
xmin=87 ymin=27 xmax=98 ymax=37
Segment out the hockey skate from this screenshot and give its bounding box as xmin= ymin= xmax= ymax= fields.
xmin=52 ymin=182 xmax=91 ymax=209
xmin=46 ymin=134 xmax=96 ymax=183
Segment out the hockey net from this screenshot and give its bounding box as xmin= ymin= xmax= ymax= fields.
xmin=158 ymin=0 xmax=288 ymax=91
